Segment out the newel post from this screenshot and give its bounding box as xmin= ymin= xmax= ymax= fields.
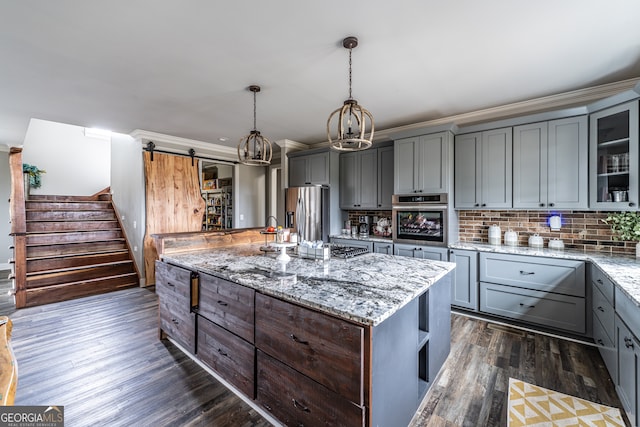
xmin=8 ymin=147 xmax=27 ymax=308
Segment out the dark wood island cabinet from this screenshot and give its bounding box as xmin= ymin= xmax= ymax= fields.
xmin=153 ymin=229 xmax=454 ymax=427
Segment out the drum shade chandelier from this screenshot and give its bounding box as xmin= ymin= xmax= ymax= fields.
xmin=238 ymin=85 xmax=273 ymax=166
xmin=327 ymin=36 xmax=375 ymax=151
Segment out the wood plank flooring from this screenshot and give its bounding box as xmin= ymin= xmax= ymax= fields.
xmin=2 ymin=284 xmax=629 ymax=426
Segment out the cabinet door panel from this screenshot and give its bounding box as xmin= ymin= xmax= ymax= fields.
xmin=482 ymin=128 xmax=512 ymax=208
xmin=513 ymin=123 xmax=547 ymax=208
xmin=339 ymin=153 xmax=358 ymax=208
xmin=308 ymin=153 xmax=329 ymax=185
xmin=454 ymin=133 xmax=481 ymax=208
xmin=480 ymin=282 xmax=586 ymax=333
xmin=449 ymin=249 xmax=478 ymax=311
xmin=592 ymin=283 xmax=614 ymax=342
xmin=377 ymin=146 xmax=395 ymax=209
xmin=373 ymin=242 xmax=394 ymax=255
xmin=288 ymin=157 xmax=308 ymax=186
xmin=548 ymin=117 xmax=588 ymax=209
xmin=256 ymin=350 xmax=364 ymax=427
xmin=419 ymin=133 xmax=448 ymax=193
xmin=615 ymin=315 xmax=638 ymax=426
xmin=197 ymin=316 xmax=255 ymax=398
xmin=255 ymin=293 xmax=364 ymax=405
xmin=359 ymin=149 xmax=378 ymax=208
xmin=593 ymin=314 xmax=617 ymax=382
xmin=198 ymin=273 xmax=255 ymax=343
xmin=395 ymin=137 xmax=418 ymax=194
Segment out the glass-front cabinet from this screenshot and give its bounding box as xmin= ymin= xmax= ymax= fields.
xmin=590 ymin=100 xmax=639 ymax=210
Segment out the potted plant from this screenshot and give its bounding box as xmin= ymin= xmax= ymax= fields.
xmin=22 ymin=163 xmax=46 ymax=199
xmin=602 ymin=211 xmax=640 ymax=258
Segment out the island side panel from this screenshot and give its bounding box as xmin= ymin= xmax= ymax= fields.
xmin=428 ymin=271 xmax=452 ymax=387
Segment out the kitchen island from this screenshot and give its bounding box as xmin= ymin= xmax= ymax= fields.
xmin=153 ymin=228 xmax=454 ymax=427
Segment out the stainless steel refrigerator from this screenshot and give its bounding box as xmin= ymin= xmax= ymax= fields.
xmin=285 ymin=186 xmax=328 ymax=242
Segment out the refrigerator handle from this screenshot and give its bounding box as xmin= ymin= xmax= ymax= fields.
xmin=296 ymin=196 xmax=305 ymax=239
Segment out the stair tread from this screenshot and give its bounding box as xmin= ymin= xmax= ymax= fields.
xmin=26 ymin=260 xmax=135 ymax=278
xmin=26 ymin=248 xmax=130 ymax=261
xmin=27 ymin=272 xmax=138 ymax=287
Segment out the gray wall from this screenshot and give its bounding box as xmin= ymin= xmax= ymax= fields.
xmin=0 ymin=149 xmax=11 ymax=271
xmin=235 ymin=164 xmax=266 ymax=228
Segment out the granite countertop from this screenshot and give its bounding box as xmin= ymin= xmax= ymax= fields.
xmin=449 ymin=241 xmax=640 ymax=307
xmin=330 ymin=234 xmax=393 ymax=244
xmin=161 ymin=244 xmax=454 ymax=327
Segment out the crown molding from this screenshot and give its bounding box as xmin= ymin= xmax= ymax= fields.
xmin=130 ymin=129 xmax=239 ymax=162
xmin=0 ymin=144 xmax=11 ymax=153
xmin=374 ymin=77 xmax=640 ymax=141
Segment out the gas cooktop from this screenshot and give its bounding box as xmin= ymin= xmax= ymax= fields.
xmin=330 ymin=245 xmax=370 ymax=259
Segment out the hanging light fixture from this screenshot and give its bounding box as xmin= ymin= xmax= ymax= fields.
xmin=238 ymin=85 xmax=273 ymax=166
xmin=327 ymin=36 xmax=375 ymax=151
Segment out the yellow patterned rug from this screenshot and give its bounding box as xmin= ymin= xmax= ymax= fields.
xmin=508 ymin=378 xmax=625 ymax=426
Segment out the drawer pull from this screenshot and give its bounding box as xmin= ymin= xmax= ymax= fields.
xmin=597 ymin=339 xmax=605 ymax=346
xmin=292 ymin=398 xmax=310 ymax=412
xmin=519 ymin=271 xmax=535 ymax=275
xmin=290 ymin=333 xmax=309 ymax=345
xmin=217 ymin=348 xmax=228 ymax=357
xmin=596 ymin=279 xmax=604 ymax=285
xmin=624 ymin=337 xmax=634 ymax=349
xmin=597 ymin=306 xmax=605 ymax=312
xmin=262 ymin=403 xmax=272 ymax=412
xmin=171 ymin=318 xmax=179 ymax=325
xmin=167 ymin=282 xmax=175 ymax=287
xmin=519 ymin=303 xmax=536 ymax=309
xmin=217 ymin=300 xmax=228 ymax=306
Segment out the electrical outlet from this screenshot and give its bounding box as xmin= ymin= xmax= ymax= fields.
xmin=133 ymin=246 xmax=138 ymax=252
xmin=240 ymin=214 xmax=244 ymax=221
xmin=121 ymin=215 xmax=125 ymax=221
xmin=133 ymin=221 xmax=136 ymax=229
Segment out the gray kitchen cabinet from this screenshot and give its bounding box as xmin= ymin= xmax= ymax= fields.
xmin=373 ymin=241 xmax=393 ymax=255
xmin=377 ymin=146 xmax=394 ymax=209
xmin=394 ymin=131 xmax=452 ymax=195
xmin=614 ymin=312 xmax=639 ymax=427
xmin=289 ymin=151 xmax=332 ymax=186
xmin=590 ymin=100 xmax=639 ymax=210
xmin=448 ymin=249 xmax=478 ymax=311
xmin=454 ymin=128 xmax=512 ymax=209
xmin=478 ymin=252 xmax=586 ymax=334
xmin=592 ymin=269 xmax=617 ymax=381
xmin=513 ymin=116 xmax=588 ymax=209
xmin=340 ymin=150 xmax=378 ymax=209
xmin=394 ymin=243 xmax=448 ymax=261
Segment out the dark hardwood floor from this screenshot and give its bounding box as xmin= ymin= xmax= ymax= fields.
xmin=3 ymin=283 xmax=628 ymax=426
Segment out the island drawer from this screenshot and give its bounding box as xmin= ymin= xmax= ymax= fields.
xmin=255 ymin=293 xmax=364 ymax=405
xmin=479 ymin=253 xmax=585 ymax=297
xmin=479 ymin=282 xmax=586 ymax=334
xmin=158 ymin=297 xmax=195 ymax=354
xmin=197 ymin=316 xmax=255 ymax=399
xmin=590 ymin=264 xmax=614 ymax=304
xmin=198 ymin=273 xmax=255 ymax=343
xmin=592 ymin=282 xmax=614 ymax=341
xmin=155 ymin=261 xmax=193 ymax=304
xmin=256 ymin=350 xmax=365 ymax=427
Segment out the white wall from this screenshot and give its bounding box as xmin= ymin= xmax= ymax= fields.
xmin=0 ymin=148 xmax=11 ymax=271
xmin=22 ymin=119 xmax=110 ymax=196
xmin=235 ymin=164 xmax=266 ymax=228
xmin=110 ymin=134 xmax=146 ymax=285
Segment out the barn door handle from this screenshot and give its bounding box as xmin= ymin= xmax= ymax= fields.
xmin=217 ymin=300 xmax=228 ymax=306
xmin=519 ymin=303 xmax=535 ymax=309
xmin=519 ymin=271 xmax=535 ymax=275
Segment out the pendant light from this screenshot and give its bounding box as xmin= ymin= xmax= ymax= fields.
xmin=327 ymin=36 xmax=375 ymax=151
xmin=238 ymin=85 xmax=273 ymax=166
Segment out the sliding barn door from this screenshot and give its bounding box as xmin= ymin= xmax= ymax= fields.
xmin=143 ymin=151 xmax=205 ymax=285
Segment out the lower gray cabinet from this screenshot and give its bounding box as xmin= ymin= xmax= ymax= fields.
xmin=373 ymin=241 xmax=394 ymax=255
xmin=448 ymin=249 xmax=478 ymax=311
xmin=615 ymin=314 xmax=639 ymax=427
xmin=394 ymin=243 xmax=448 ymax=261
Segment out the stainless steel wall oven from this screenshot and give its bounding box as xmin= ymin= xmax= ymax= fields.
xmin=392 ymin=193 xmax=449 ymax=246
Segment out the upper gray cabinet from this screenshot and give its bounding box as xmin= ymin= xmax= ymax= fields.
xmin=339 ymin=145 xmax=394 ymax=210
xmin=394 ymin=132 xmax=452 ymax=195
xmin=513 ymin=116 xmax=588 ymax=209
xmin=590 ymin=100 xmax=639 ymax=210
xmin=454 ymin=128 xmax=512 ymax=209
xmin=289 ymin=151 xmax=332 ymax=186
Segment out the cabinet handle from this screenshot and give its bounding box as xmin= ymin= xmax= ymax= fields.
xmin=290 ymin=333 xmax=309 ymax=345
xmin=304 ymin=182 xmax=311 ymax=185
xmin=292 ymin=399 xmax=310 ymax=412
xmin=378 ymin=204 xmax=382 ymax=207
xmin=167 ymin=282 xmax=175 ymax=287
xmin=262 ymin=403 xmax=273 ymax=412
xmin=519 ymin=271 xmax=535 ymax=275
xmin=171 ymin=318 xmax=179 ymax=325
xmin=549 ymin=203 xmax=555 ymax=207
xmin=629 ymin=202 xmax=636 ymax=207
xmin=217 ymin=300 xmax=228 ymax=306
xmin=539 ymin=203 xmax=545 ymax=207
xmin=596 ymin=279 xmax=604 ymax=285
xmin=474 ymin=203 xmax=480 ymax=207
xmin=519 ymin=303 xmax=536 ymax=309
xmin=217 ymin=348 xmax=228 ymax=357
xmin=481 ymin=203 xmax=486 ymax=207
xmin=597 ymin=339 xmax=605 ymax=346
xmin=597 ymin=306 xmax=605 ymax=312
xmin=624 ymin=337 xmax=634 ymax=349
xmin=416 ymin=247 xmax=422 ymax=251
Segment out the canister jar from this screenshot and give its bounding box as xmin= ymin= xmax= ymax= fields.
xmin=488 ymin=224 xmax=501 ymax=245
xmin=504 ymin=229 xmax=518 ymax=246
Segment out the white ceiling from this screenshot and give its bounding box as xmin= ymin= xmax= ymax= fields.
xmin=1 ymin=1 xmax=640 ymax=149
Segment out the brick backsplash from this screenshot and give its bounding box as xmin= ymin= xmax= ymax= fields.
xmin=457 ymin=210 xmax=637 ymax=255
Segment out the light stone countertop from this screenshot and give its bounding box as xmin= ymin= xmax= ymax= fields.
xmin=161 ymin=244 xmax=455 ymax=326
xmin=449 ymin=242 xmax=640 ymax=307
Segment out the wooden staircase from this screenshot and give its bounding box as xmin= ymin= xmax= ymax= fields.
xmin=18 ymin=194 xmax=139 ymax=307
